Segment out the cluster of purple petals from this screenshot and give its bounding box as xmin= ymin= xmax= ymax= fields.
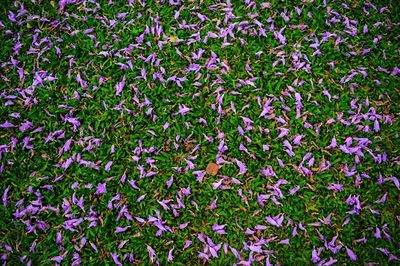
xmin=0 ymin=0 xmax=399 ymax=265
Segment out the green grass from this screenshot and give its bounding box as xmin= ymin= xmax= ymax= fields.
xmin=0 ymin=0 xmax=399 ymax=265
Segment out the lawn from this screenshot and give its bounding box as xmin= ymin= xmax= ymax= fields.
xmin=0 ymin=0 xmax=399 ymax=265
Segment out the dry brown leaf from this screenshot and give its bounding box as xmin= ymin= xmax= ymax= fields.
xmin=308 ymin=222 xmax=322 ymax=227
xmin=307 ymin=183 xmax=316 ymax=191
xmin=374 ymin=101 xmax=388 ymax=106
xmin=236 ymin=207 xmax=247 ymax=212
xmin=206 ymin=163 xmax=219 ymax=176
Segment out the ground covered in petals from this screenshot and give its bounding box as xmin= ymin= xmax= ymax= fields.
xmin=0 ymin=0 xmax=399 ymax=265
